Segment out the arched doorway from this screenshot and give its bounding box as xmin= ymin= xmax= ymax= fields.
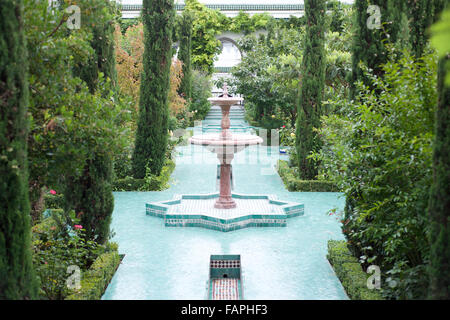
xmin=214 ymin=38 xmax=242 ymax=70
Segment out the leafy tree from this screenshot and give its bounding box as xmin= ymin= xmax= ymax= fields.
xmin=177 ymin=10 xmax=193 ymax=100
xmin=0 ymin=0 xmax=38 ymax=299
xmin=428 ymin=3 xmax=450 ymax=300
xmin=24 ymin=0 xmax=129 ymax=223
xmin=53 ymin=0 xmax=119 ymax=244
xmin=169 ymin=60 xmax=187 ymax=117
xmin=295 ymin=0 xmax=327 ymax=180
xmin=132 ymin=0 xmax=175 ymax=178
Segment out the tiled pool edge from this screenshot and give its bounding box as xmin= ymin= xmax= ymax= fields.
xmin=146 ymin=193 xmax=304 ymax=232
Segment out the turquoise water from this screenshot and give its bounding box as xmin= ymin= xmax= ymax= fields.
xmin=102 ymin=107 xmax=348 ymax=300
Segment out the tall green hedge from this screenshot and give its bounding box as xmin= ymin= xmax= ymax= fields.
xmin=295 ymin=0 xmax=326 ymax=180
xmin=132 ymin=0 xmax=175 ymax=178
xmin=0 ymin=0 xmax=37 ymax=299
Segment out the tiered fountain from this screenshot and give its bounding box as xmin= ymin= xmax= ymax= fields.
xmin=145 ymin=85 xmax=304 ymax=232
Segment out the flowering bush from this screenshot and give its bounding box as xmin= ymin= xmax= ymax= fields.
xmin=32 ymin=210 xmax=104 ymax=300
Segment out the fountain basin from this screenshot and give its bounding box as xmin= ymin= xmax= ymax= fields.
xmin=146 ymin=193 xmax=304 ymax=232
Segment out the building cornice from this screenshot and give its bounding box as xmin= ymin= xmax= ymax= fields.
xmin=121 ymin=4 xmax=304 ymax=12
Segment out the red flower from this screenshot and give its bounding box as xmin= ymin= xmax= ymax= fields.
xmin=74 ymin=225 xmax=83 ymax=230
xmin=50 ymin=189 xmax=57 ymax=195
xmin=282 ymin=125 xmax=286 ymax=128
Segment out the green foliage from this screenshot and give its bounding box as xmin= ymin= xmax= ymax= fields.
xmin=430 ymin=6 xmax=450 ymax=85
xmin=231 ymin=11 xmax=352 ymax=134
xmin=24 ymin=0 xmax=130 ymax=220
xmin=32 ymin=211 xmax=104 ymax=299
xmin=277 ymin=161 xmax=338 ymax=192
xmin=132 ymin=0 xmax=175 ymax=178
xmin=188 ymin=69 xmax=212 ymax=122
xmin=295 ymin=0 xmax=327 ymax=180
xmin=65 ymin=249 xmax=120 ymax=300
xmin=184 ymin=0 xmax=226 ymax=74
xmin=407 ymin=0 xmax=434 ymax=58
xmin=318 ymin=52 xmax=438 ymax=299
xmin=428 ymin=4 xmax=450 ymax=299
xmin=327 ymin=241 xmax=383 ymax=300
xmin=177 ymin=11 xmax=194 ymax=100
xmin=64 ymin=152 xmax=114 ymax=244
xmin=113 ymin=158 xmax=175 ymax=191
xmin=183 ymin=1 xmax=273 ymax=74
xmin=227 ymin=11 xmax=272 ymax=35
xmin=44 ymin=193 xmax=65 ymax=210
xmin=119 ymin=18 xmax=140 ymax=34
xmin=327 ymin=0 xmax=345 ymax=33
xmin=350 ymin=0 xmax=403 ymax=98
xmin=64 ymin=0 xmax=120 ymax=245
xmin=142 ymin=158 xmax=176 ymax=191
xmin=0 ymin=0 xmax=38 ymax=299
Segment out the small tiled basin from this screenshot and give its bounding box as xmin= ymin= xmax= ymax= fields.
xmin=145 ymin=193 xmax=304 ymax=232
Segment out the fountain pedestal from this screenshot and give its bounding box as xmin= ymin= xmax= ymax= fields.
xmin=215 ymin=153 xmax=235 ymax=209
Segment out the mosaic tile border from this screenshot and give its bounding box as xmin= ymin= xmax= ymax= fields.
xmin=145 ymin=193 xmax=304 ymax=232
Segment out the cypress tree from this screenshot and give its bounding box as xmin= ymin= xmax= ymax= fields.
xmin=428 ymin=53 xmax=450 ymax=301
xmin=295 ymin=0 xmax=326 ymax=180
xmin=132 ymin=0 xmax=175 ymax=178
xmin=178 ymin=10 xmax=193 ymax=100
xmin=67 ymin=0 xmax=117 ymax=243
xmin=350 ymin=0 xmax=402 ymax=98
xmin=0 ymin=0 xmax=37 ymax=299
xmin=64 ymin=153 xmax=114 ymax=244
xmin=407 ymin=0 xmax=434 ymax=57
xmin=428 ymin=2 xmax=450 ymax=300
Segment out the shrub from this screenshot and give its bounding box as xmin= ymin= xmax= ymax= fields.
xmin=277 ymin=160 xmax=339 ymax=192
xmin=189 ymin=69 xmax=211 ymax=123
xmin=112 ymin=159 xmax=175 ymax=191
xmin=32 ymin=214 xmax=102 ymax=300
xmin=112 ymin=177 xmax=146 ymax=191
xmin=327 ymin=240 xmax=383 ymax=300
xmin=44 ymin=193 xmax=65 ymax=210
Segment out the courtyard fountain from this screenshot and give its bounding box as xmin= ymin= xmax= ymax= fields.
xmin=146 ymin=85 xmax=304 ymax=232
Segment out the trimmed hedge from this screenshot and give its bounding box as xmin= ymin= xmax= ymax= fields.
xmin=277 ymin=160 xmax=339 ymax=192
xmin=113 ymin=159 xmax=175 ymax=191
xmin=65 ymin=244 xmax=121 ymax=300
xmin=327 ymin=240 xmax=383 ymax=300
